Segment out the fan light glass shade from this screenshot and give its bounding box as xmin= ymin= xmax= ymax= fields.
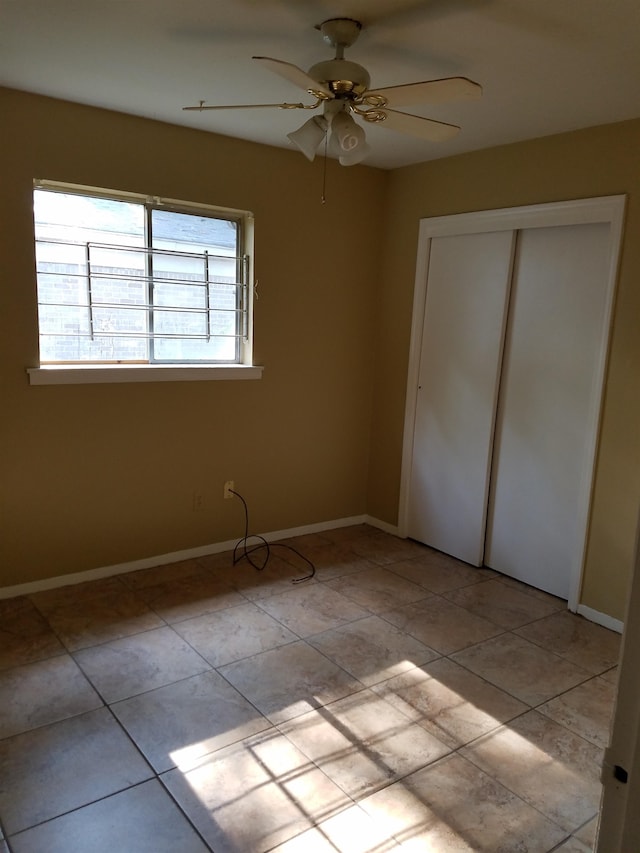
xmin=330 ymin=112 xmax=368 ymax=166
xmin=287 ymin=115 xmax=328 ymax=161
xmin=338 ymin=141 xmax=371 ymax=166
xmin=331 ymin=111 xmax=365 ymax=152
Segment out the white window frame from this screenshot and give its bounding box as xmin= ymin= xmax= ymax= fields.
xmin=27 ymin=181 xmax=261 ymax=385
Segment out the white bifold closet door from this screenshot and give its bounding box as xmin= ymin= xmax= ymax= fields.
xmin=406 ymin=215 xmax=615 ymax=600
xmin=484 ymin=222 xmax=611 ymax=598
xmin=407 ymin=230 xmax=516 ymax=566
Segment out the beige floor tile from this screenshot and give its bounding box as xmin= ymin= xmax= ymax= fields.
xmin=270 ymin=804 xmax=403 ymax=852
xmin=552 ymin=840 xmax=591 ymax=852
xmin=162 ymin=729 xmax=351 ymax=853
xmin=275 ymin=532 xmax=333 ymax=551
xmin=219 ymin=640 xmax=362 ymax=723
xmin=385 ymin=552 xmax=490 ymax=593
xmin=360 ymin=752 xmax=566 ymax=852
xmin=347 ymin=534 xmax=429 ymax=566
xmin=120 ymin=558 xmax=204 ymax=591
xmin=280 ymin=689 xmax=451 ymax=799
xmin=325 ymin=567 xmax=430 ymax=613
xmin=256 ymin=583 xmax=370 ymax=637
xmin=451 ymin=633 xmax=591 ymax=706
xmin=173 ymin=601 xmax=297 ymax=667
xmin=322 ymin=524 xmax=380 ymax=544
xmin=308 ymin=615 xmax=439 ymax=687
xmin=8 ymin=780 xmax=209 ymax=853
xmin=282 ymin=542 xmax=378 ymax=581
xmin=227 ymin=555 xmax=319 ymax=599
xmin=538 ymin=676 xmax=616 ymax=748
xmin=0 ymin=707 xmax=152 ymax=835
xmin=382 ymin=595 xmax=502 ymax=654
xmin=444 ymin=579 xmax=562 ymax=629
xmin=461 ymin=710 xmax=602 ymax=833
xmin=493 ymin=574 xmax=567 ymax=610
xmin=129 ymin=570 xmax=245 ymax=623
xmin=73 ymin=625 xmax=210 ymax=702
xmin=0 ymin=655 xmax=102 ymax=739
xmin=372 ymin=658 xmax=528 ymax=750
xmin=600 ymin=666 xmax=618 ymax=685
xmin=0 ymin=596 xmax=64 ymax=671
xmin=30 ymin=577 xmax=164 ymax=651
xmin=574 ymin=815 xmax=599 ymax=846
xmin=515 ymin=611 xmax=621 ymax=674
xmin=111 ymin=670 xmax=272 ymax=772
xmin=0 ymin=522 xmax=619 ymax=851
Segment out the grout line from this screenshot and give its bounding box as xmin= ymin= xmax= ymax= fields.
xmin=0 ymin=529 xmax=615 ymax=850
xmin=3 ymin=778 xmax=164 ymax=846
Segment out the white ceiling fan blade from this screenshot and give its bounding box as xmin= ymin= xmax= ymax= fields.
xmin=252 ymin=56 xmax=333 ymax=98
xmin=377 ymin=108 xmax=460 ymax=141
xmin=182 ymin=102 xmax=311 ymax=111
xmin=365 ymin=77 xmax=482 ymax=108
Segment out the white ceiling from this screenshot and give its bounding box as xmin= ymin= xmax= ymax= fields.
xmin=1 ymin=0 xmax=639 ymax=170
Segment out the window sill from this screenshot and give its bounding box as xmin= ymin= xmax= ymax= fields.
xmin=27 ymin=364 xmax=263 ymax=385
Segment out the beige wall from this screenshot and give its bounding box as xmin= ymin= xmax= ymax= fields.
xmin=2 ymin=85 xmax=638 ymax=622
xmin=0 ymin=86 xmax=386 ymax=588
xmin=370 ymin=119 xmax=640 ymax=621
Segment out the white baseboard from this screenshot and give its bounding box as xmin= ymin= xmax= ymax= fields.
xmin=577 ymin=604 xmax=624 ymax=634
xmin=366 ymin=515 xmax=400 ymax=536
xmin=3 ymin=515 xmax=623 ymax=633
xmin=0 ymin=514 xmax=370 ymax=599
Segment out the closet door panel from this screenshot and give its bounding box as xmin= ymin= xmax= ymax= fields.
xmin=407 ymin=230 xmax=515 ymax=565
xmin=485 ymin=222 xmax=611 ymax=597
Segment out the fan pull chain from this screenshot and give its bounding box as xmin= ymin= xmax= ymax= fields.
xmin=321 ymin=132 xmax=328 ymax=204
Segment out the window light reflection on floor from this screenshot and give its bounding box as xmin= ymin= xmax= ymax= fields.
xmin=164 ymin=673 xmax=590 ymax=852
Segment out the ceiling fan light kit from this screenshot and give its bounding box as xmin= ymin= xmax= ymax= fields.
xmin=184 ymin=17 xmax=482 ymax=167
xmin=286 ymin=115 xmax=328 ymax=161
xmin=328 ymin=110 xmax=369 ymax=165
xmin=332 ymin=111 xmax=365 ymax=152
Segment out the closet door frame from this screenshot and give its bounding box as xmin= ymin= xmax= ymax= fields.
xmin=399 ymin=195 xmax=626 ymax=612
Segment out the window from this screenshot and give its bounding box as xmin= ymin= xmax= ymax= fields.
xmin=31 ymin=182 xmax=255 ymax=376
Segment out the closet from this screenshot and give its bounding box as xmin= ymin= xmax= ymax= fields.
xmin=400 ymin=197 xmax=625 ymax=604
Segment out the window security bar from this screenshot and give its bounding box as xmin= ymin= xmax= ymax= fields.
xmin=35 ymin=237 xmax=250 ymax=346
xmin=37 ymin=237 xmax=237 ymax=263
xmin=38 ymin=331 xmax=245 ymax=340
xmin=85 ymin=243 xmax=94 ymax=341
xmin=241 ymin=254 xmax=249 ymax=340
xmin=38 ymin=301 xmax=244 ymax=315
xmin=37 ymin=268 xmax=239 ymax=288
xmin=205 ymin=252 xmax=211 ymax=335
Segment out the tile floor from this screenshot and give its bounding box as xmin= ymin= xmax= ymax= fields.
xmin=0 ymin=524 xmax=621 ymax=852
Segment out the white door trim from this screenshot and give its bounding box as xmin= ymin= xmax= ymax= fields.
xmin=399 ymin=195 xmax=626 ymax=611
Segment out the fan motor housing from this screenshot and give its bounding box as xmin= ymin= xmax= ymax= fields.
xmin=308 ymin=58 xmax=370 ymax=98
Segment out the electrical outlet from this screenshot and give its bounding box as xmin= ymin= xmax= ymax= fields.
xmin=193 ymin=491 xmax=205 ymax=512
xmin=224 ymin=480 xmax=235 ymax=500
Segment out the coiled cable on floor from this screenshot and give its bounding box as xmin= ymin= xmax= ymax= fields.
xmin=230 ymin=489 xmax=315 ymax=583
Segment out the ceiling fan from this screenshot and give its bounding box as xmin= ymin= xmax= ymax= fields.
xmin=184 ymin=17 xmax=482 ymax=166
